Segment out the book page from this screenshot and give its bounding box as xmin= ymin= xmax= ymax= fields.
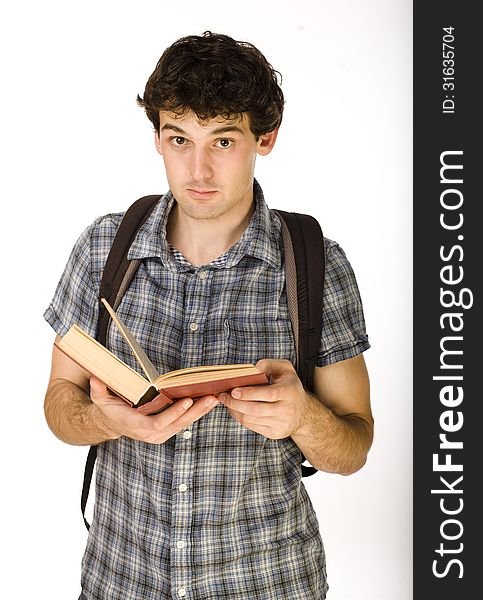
xmin=101 ymin=298 xmax=159 ymax=383
xmin=155 ymin=363 xmax=256 ymax=383
xmin=56 ymin=325 xmax=154 ymax=404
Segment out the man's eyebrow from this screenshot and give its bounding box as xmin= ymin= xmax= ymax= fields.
xmin=160 ymin=123 xmax=245 ymax=136
xmin=160 ymin=123 xmax=188 ymax=135
xmin=210 ymin=125 xmax=244 ymax=135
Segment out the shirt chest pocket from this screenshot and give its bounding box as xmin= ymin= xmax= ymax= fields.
xmin=224 ymin=316 xmax=296 ymax=365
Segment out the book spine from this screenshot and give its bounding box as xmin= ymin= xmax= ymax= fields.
xmin=136 ymin=391 xmax=174 ymax=415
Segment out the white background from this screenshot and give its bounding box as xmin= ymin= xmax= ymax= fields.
xmin=0 ymin=1 xmax=412 ymax=598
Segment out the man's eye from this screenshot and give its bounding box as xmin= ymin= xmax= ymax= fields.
xmin=217 ymin=138 xmax=232 ymax=148
xmin=174 ymin=136 xmax=186 ymax=145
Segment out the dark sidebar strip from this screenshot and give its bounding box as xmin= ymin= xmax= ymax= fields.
xmin=414 ymin=2 xmax=480 ymax=597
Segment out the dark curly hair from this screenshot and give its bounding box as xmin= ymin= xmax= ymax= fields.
xmin=137 ymin=31 xmax=284 ymax=138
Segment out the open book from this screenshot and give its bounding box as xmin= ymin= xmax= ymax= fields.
xmin=55 ymin=299 xmax=268 ymax=415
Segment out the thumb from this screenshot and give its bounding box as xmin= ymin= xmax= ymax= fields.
xmin=255 ymin=358 xmax=294 ymax=377
xmin=90 ymin=376 xmax=107 ymax=398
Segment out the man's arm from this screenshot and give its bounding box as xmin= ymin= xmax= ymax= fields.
xmin=44 ymin=336 xmax=220 ymax=446
xmin=218 ymin=355 xmax=373 ymax=476
xmin=292 ymin=356 xmax=372 ymax=474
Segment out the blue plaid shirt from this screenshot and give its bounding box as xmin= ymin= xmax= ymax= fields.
xmin=45 ymin=181 xmax=369 ymax=600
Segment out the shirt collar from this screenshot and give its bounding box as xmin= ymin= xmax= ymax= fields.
xmin=128 ymin=179 xmax=281 ymax=270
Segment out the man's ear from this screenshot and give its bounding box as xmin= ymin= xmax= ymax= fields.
xmin=154 ymin=130 xmax=162 ymax=155
xmin=256 ymin=128 xmax=279 ymax=156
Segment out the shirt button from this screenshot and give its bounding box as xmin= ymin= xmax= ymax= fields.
xmin=177 ymin=540 xmax=186 ymax=549
xmin=198 ymin=270 xmax=208 ymax=280
xmin=179 ymin=483 xmax=188 ymax=492
xmin=183 ymin=430 xmax=192 ymax=440
xmin=178 ymin=588 xmax=187 ymax=597
xmin=189 ymin=322 xmax=199 ymax=332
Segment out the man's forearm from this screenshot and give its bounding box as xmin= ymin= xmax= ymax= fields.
xmin=44 ymin=379 xmax=118 ymax=446
xmin=291 ymin=393 xmax=374 ymax=475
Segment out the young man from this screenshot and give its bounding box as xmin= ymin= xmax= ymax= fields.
xmin=44 ymin=32 xmax=373 ymax=600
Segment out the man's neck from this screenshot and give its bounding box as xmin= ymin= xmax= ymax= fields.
xmin=166 ymin=200 xmax=255 ymax=267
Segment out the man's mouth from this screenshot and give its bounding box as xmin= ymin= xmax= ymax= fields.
xmin=187 ymin=188 xmax=218 ymax=199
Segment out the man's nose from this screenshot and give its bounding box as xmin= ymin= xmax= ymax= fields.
xmin=189 ymin=148 xmax=213 ymax=182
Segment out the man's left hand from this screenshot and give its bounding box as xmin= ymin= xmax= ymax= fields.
xmin=218 ymin=359 xmax=310 ymax=439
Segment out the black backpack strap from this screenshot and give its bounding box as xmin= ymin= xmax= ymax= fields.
xmin=81 ymin=445 xmax=98 ymax=530
xmin=81 ymin=195 xmax=161 ymax=530
xmin=96 ymin=195 xmax=162 ymax=342
xmin=275 ymin=210 xmax=326 ymax=477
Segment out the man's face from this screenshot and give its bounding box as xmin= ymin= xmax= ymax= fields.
xmin=155 ymin=110 xmax=277 ymax=222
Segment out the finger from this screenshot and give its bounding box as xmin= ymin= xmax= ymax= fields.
xmin=151 ymin=394 xmax=219 ymax=432
xmin=89 ymin=376 xmax=108 ymax=396
xmin=255 ymin=358 xmax=295 ymax=377
xmin=177 ymin=395 xmax=220 ymax=424
xmin=219 ymin=394 xmax=276 ymax=417
xmin=226 ymin=407 xmax=274 ymax=435
xmin=228 ymin=383 xmax=279 ymax=402
xmin=89 ymin=376 xmax=125 ymax=405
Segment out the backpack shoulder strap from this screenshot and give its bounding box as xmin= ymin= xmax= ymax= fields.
xmin=82 ymin=194 xmax=161 ymax=530
xmin=274 ymin=210 xmax=325 ymax=390
xmin=96 ymin=194 xmax=162 ymax=343
xmin=274 ymin=210 xmax=326 ymax=477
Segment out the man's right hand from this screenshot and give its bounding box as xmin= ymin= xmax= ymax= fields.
xmin=44 ymin=338 xmax=219 ymax=446
xmin=89 ymin=376 xmax=219 ymax=444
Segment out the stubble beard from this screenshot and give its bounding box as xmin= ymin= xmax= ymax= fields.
xmin=176 ymin=192 xmax=238 ymax=222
